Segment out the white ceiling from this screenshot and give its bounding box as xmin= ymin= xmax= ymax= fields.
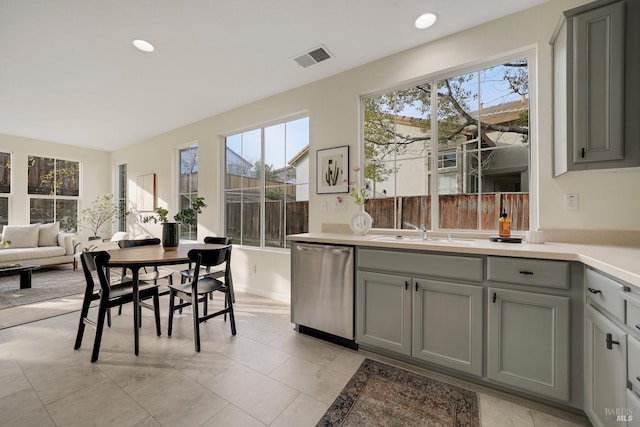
xmin=0 ymin=0 xmax=550 ymax=152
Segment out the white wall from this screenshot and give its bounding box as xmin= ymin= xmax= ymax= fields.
xmin=0 ymin=133 xmax=112 ymax=237
xmin=111 ymin=0 xmax=640 ymax=300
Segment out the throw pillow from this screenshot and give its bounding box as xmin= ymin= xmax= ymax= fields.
xmin=39 ymin=222 xmax=60 ymax=247
xmin=2 ymin=224 xmax=41 ymax=248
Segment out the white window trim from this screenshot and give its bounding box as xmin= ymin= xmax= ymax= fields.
xmin=359 ymin=48 xmax=537 ymax=235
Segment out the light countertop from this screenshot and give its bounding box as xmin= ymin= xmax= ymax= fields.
xmin=287 ymin=232 xmax=640 ymax=289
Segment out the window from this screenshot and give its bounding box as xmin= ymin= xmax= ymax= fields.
xmin=0 ymin=152 xmax=10 ymax=227
xmin=178 ymin=146 xmax=199 ymax=241
xmin=224 ymin=116 xmax=309 ymax=248
xmin=28 ymin=156 xmax=79 ymax=229
xmin=117 ymin=163 xmax=127 ymax=232
xmin=362 ymin=56 xmax=530 ymax=232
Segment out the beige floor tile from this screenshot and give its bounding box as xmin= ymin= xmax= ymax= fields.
xmin=0 ymin=358 xmax=31 ymax=400
xmin=127 ymin=370 xmax=228 ymax=427
xmin=206 ymin=363 xmax=299 ymax=425
xmin=479 ymin=392 xmax=535 ymax=427
xmin=0 ymin=388 xmax=56 ymax=427
xmin=24 ymin=358 xmax=109 ymax=405
xmin=47 ymin=378 xmax=150 ymax=427
xmin=217 ymin=335 xmax=290 ymax=374
xmin=271 ymin=392 xmax=329 ymax=427
xmin=268 ymin=329 xmax=345 ymax=368
xmin=95 ymin=353 xmax=175 ymax=394
xmin=531 ymin=409 xmax=590 ymax=426
xmin=200 ymin=404 xmax=267 ymax=427
xmin=269 ymin=355 xmax=353 ymax=404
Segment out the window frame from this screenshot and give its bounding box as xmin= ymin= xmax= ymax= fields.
xmin=27 ymin=154 xmax=80 ymax=228
xmin=222 ymin=113 xmax=310 ymax=251
xmin=177 ymin=143 xmax=199 ymax=242
xmin=359 ymin=49 xmax=537 ymax=234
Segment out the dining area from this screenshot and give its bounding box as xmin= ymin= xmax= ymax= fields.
xmin=73 ymin=237 xmax=236 ymax=362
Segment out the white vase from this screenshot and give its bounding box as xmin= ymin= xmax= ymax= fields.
xmin=350 ymin=208 xmax=373 ymax=235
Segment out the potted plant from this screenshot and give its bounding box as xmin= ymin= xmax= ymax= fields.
xmin=141 ymin=196 xmax=207 ymax=250
xmin=79 ymin=194 xmax=129 ymax=240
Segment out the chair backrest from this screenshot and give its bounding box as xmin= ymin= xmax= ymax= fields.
xmin=188 ymin=245 xmax=232 ymax=280
xmin=80 ymin=250 xmax=112 ymax=295
xmin=118 ymin=238 xmax=161 ymax=249
xmin=203 ymin=236 xmax=232 ymax=245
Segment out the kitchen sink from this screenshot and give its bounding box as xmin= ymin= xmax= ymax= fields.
xmin=369 ymin=235 xmax=476 ymax=246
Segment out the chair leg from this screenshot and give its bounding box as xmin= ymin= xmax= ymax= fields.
xmin=153 ymin=291 xmax=161 ymax=336
xmin=91 ymin=303 xmax=108 ymax=363
xmin=168 ymin=290 xmax=175 ymax=337
xmin=74 ymin=290 xmax=94 ymax=350
xmin=226 ymin=288 xmax=237 ymax=336
xmin=193 ymin=294 xmax=201 ymax=352
xmin=107 ymin=308 xmax=112 ymax=327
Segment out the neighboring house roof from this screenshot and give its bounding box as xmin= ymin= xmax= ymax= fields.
xmin=472 ymin=97 xmax=528 ymax=125
xmin=288 ymin=146 xmax=309 ymax=166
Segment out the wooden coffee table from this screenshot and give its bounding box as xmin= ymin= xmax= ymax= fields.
xmin=0 ymin=264 xmax=40 ymax=289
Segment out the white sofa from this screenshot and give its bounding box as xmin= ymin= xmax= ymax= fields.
xmin=0 ymin=223 xmax=79 ymax=268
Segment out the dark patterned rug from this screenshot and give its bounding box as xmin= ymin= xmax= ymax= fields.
xmin=0 ymin=265 xmax=85 ymax=309
xmin=318 ymin=359 xmax=480 ymax=427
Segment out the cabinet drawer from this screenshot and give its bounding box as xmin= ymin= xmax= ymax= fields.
xmin=627 ymin=389 xmax=640 ymax=423
xmin=627 ymin=296 xmax=640 ymax=338
xmin=629 ymin=335 xmax=640 ymax=392
xmin=358 ymin=249 xmax=483 ymax=282
xmin=586 ymin=268 xmax=626 ymax=322
xmin=486 ymin=257 xmax=570 ymax=289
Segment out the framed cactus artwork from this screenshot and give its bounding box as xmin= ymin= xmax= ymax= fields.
xmin=316 ymin=145 xmax=349 ymax=194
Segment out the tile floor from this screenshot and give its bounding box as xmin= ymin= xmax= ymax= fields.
xmin=0 ymin=292 xmax=590 ymax=427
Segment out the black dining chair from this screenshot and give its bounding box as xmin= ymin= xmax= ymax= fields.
xmin=116 ymin=238 xmax=174 ymax=316
xmin=74 ymin=250 xmax=161 ymax=362
xmin=168 ymin=245 xmax=236 ymax=352
xmin=180 ymin=237 xmax=234 ymax=311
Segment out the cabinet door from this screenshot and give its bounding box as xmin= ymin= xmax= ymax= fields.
xmin=585 ymin=306 xmax=627 ymax=427
xmin=573 ymin=1 xmax=625 ymax=164
xmin=487 ymin=288 xmax=570 ymax=401
xmin=412 ymin=279 xmax=483 ymax=376
xmin=356 ymin=271 xmax=411 ymax=355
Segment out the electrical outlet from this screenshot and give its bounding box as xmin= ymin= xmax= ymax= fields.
xmin=321 ymin=201 xmax=328 ymax=212
xmin=564 ymin=194 xmax=578 ymax=210
xmin=252 ymin=264 xmax=257 ymax=274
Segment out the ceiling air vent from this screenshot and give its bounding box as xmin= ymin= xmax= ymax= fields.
xmin=294 ymin=45 xmax=332 ymax=68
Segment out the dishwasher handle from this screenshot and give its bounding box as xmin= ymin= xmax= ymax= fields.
xmin=296 ymin=244 xmax=353 ymax=255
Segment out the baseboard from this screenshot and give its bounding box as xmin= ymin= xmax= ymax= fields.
xmin=233 ymin=283 xmax=290 ymax=303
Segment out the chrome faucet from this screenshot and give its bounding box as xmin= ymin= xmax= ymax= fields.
xmin=404 ymin=222 xmax=428 ymax=240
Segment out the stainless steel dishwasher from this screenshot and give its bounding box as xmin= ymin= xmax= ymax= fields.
xmin=291 ymin=242 xmax=355 ymax=345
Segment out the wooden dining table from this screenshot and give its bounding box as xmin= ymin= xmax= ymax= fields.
xmin=106 ymin=243 xmax=226 ymax=355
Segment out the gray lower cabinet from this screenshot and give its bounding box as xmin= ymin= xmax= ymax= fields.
xmin=585 ymin=305 xmax=627 ymax=427
xmin=356 ymin=271 xmax=411 ymax=355
xmin=412 ymin=279 xmax=483 ymax=376
xmin=356 ymin=270 xmax=483 ymax=376
xmin=487 ymin=287 xmax=570 ymax=401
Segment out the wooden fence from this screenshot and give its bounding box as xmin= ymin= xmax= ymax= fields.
xmin=225 ymin=193 xmax=528 ymax=246
xmin=367 ymin=193 xmax=529 ymax=231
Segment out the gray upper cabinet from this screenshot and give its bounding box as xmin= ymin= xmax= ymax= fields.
xmin=551 ymin=0 xmax=640 ymax=176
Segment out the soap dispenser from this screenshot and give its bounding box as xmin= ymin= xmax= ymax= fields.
xmin=499 ymin=210 xmax=511 ymax=238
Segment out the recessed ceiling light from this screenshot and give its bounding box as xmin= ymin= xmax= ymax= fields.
xmin=132 ymin=39 xmax=155 ymax=52
xmin=415 ymin=13 xmax=437 ymax=30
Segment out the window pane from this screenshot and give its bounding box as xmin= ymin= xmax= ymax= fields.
xmin=179 ymin=147 xmax=198 ymax=193
xmin=0 ymin=152 xmax=10 ymax=194
xmin=56 ymin=159 xmax=79 ymax=196
xmin=265 ymin=185 xmax=285 ymax=248
xmin=0 ymin=198 xmax=8 ymax=227
xmin=28 ymin=156 xmax=55 ymax=195
xmin=57 ymin=199 xmax=78 ymax=231
xmin=30 ymin=199 xmax=54 ymax=223
xmin=241 ymin=188 xmax=261 ymax=247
